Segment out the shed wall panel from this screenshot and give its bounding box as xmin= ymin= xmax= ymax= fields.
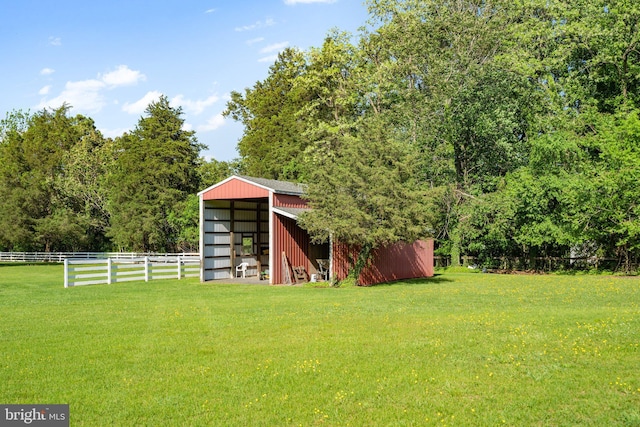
xmin=210 ymin=258 xmax=231 ymax=269
xmin=260 ymin=233 xmax=269 ymax=245
xmin=273 ymin=194 xmax=308 ymax=209
xmin=204 ymin=246 xmax=230 ymax=257
xmin=202 ymin=200 xmax=234 ymax=280
xmin=235 ymin=210 xmax=258 ymax=221
xmin=332 ymin=240 xmax=434 ymax=286
xmin=204 ymin=269 xmax=231 ymax=280
xmin=201 ymin=178 xmax=270 ymax=200
xmin=207 ymin=209 xmax=230 ymax=221
xmin=234 ymin=222 xmax=258 ymax=233
xmin=215 ymin=222 xmax=231 ymax=233
xmin=204 ymin=221 xmax=231 ymax=233
xmin=272 ymin=213 xmax=310 ymax=284
xmin=206 ymin=200 xmax=231 ymax=209
xmin=235 ymin=201 xmax=262 ymax=210
xmin=212 ymin=234 xmax=230 ymax=245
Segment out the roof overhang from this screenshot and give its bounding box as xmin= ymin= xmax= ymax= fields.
xmin=272 ymin=206 xmax=311 ymax=220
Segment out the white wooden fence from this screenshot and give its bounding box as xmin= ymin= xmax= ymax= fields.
xmin=63 ymin=256 xmax=200 ymax=288
xmin=0 ymin=251 xmax=198 ymax=263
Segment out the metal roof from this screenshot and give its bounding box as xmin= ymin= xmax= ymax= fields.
xmin=198 ymin=175 xmax=306 ymax=197
xmin=236 ymin=175 xmax=306 ymax=196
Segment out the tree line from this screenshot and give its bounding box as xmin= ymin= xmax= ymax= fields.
xmin=2 ymin=0 xmax=639 ymax=273
xmin=0 ymin=97 xmax=238 ymax=252
xmin=225 ymin=0 xmax=640 ymax=272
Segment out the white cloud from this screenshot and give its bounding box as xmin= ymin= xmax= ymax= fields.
xmin=260 ymin=41 xmax=289 ymax=54
xmin=48 ymin=36 xmax=61 ymax=46
xmin=284 ymin=0 xmax=337 ymax=3
xmin=101 ymin=65 xmax=146 ymax=87
xmin=171 ymin=94 xmax=220 ymax=115
xmin=205 ymin=8 xmax=216 ymax=14
xmin=37 ymin=65 xmax=146 ymax=114
xmin=198 ymin=113 xmax=226 ymax=132
xmin=246 ymin=37 xmax=265 ymax=45
xmin=258 ymin=55 xmax=279 ymax=63
xmin=122 ymin=91 xmax=162 ymax=115
xmin=37 ymin=79 xmax=106 ymax=113
xmin=40 ymin=68 xmax=55 ymax=76
xmin=235 ymin=18 xmax=275 ymax=32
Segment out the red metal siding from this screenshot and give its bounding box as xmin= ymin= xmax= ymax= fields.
xmin=273 ymin=194 xmax=308 ymax=208
xmin=272 ymin=213 xmax=310 ymax=284
xmin=332 ymin=242 xmax=351 ymax=282
xmin=201 ymin=178 xmax=270 ymax=200
xmin=332 ymin=240 xmax=434 ymax=286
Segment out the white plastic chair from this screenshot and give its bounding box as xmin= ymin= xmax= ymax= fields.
xmin=235 ymin=262 xmax=249 ymax=278
xmin=316 ymin=259 xmax=329 ymax=281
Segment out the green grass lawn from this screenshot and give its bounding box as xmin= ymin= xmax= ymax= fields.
xmin=1 ymin=265 xmax=639 ymax=426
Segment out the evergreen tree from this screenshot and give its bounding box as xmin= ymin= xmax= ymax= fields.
xmin=106 ymin=95 xmax=203 ymax=252
xmin=301 ymin=118 xmax=431 ymax=284
xmin=0 ymin=106 xmax=98 ymax=251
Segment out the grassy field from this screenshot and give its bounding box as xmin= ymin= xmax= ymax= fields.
xmin=0 ymin=264 xmax=639 ymax=426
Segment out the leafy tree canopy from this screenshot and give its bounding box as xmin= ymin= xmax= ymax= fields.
xmin=106 ymin=95 xmax=203 ymax=252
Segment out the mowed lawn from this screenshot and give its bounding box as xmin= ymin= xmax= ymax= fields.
xmin=1 ymin=265 xmax=639 ymax=426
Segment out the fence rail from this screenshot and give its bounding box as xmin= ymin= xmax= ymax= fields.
xmin=64 ymin=256 xmax=200 ymax=288
xmin=0 ymin=251 xmax=198 ymax=263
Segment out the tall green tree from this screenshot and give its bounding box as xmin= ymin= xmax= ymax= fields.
xmin=301 ymin=118 xmax=431 ymax=284
xmin=563 ymin=110 xmax=640 ymax=270
xmin=55 ymin=116 xmax=114 ymax=250
xmin=296 ymin=31 xmax=360 ymax=129
xmin=561 ymin=0 xmax=640 ymax=112
xmin=0 ymin=110 xmax=30 ymax=142
xmin=459 ymin=107 xmax=640 ymax=270
xmin=197 ymin=157 xmax=242 ymax=189
xmin=224 ymin=48 xmax=309 ymax=180
xmin=0 ymin=110 xmax=32 ymax=250
xmin=361 ymin=1 xmax=535 ymax=257
xmin=0 ymin=106 xmax=98 ymax=251
xmin=107 ymin=95 xmax=203 ymax=252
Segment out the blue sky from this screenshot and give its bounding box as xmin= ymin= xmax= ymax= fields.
xmin=0 ymin=0 xmax=369 ymax=161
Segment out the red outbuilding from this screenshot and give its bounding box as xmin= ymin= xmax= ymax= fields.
xmin=198 ymin=175 xmax=433 ymax=285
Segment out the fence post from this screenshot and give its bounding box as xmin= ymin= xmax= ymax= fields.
xmin=177 ymin=256 xmax=182 ymax=280
xmin=64 ymin=259 xmax=69 ymax=288
xmin=107 ymin=258 xmax=112 ymax=285
xmin=145 ymin=256 xmax=149 ymax=282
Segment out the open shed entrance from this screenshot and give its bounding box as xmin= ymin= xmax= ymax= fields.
xmin=202 ymin=199 xmax=269 ymax=280
xmin=199 ymin=175 xmax=329 ymax=284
